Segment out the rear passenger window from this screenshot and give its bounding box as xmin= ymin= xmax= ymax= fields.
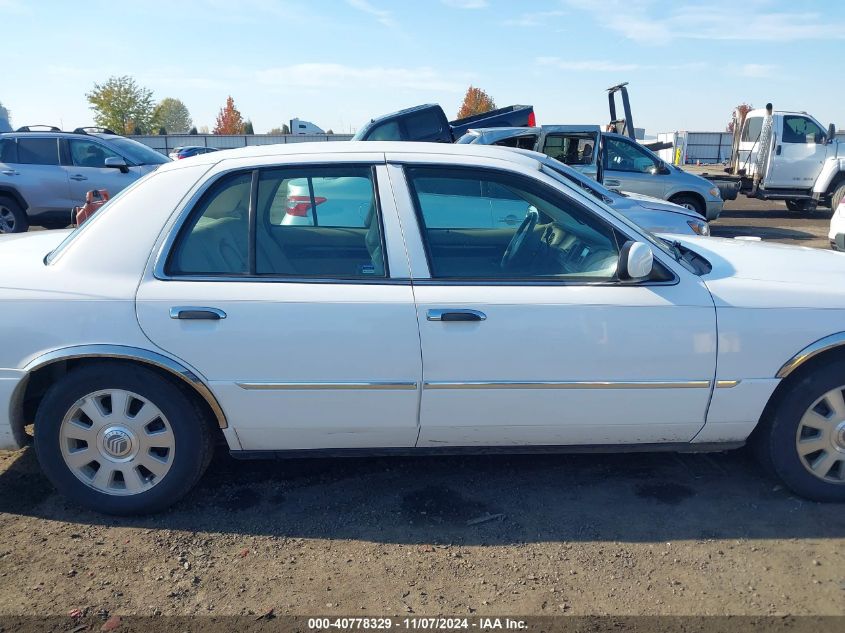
xmin=405 ymin=111 xmax=444 ymax=140
xmin=0 ymin=138 xmax=16 ymax=163
xmin=16 ymin=138 xmax=59 ymax=165
xmin=169 ymin=166 xmax=386 ymax=279
xmin=169 ymin=172 xmax=251 ymax=275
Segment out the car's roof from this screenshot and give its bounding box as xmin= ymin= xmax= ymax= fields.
xmin=159 ymin=140 xmax=544 ymax=171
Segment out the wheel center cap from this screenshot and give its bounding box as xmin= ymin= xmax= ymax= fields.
xmin=100 ymin=426 xmax=135 ymax=459
xmin=835 ymin=421 xmax=845 ymax=452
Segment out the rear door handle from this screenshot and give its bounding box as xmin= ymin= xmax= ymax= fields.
xmin=1 ymin=169 xmax=19 ymax=176
xmin=427 ymin=309 xmax=486 ymax=322
xmin=169 ymin=306 xmax=227 ymax=320
xmin=69 ymin=174 xmax=88 ymax=181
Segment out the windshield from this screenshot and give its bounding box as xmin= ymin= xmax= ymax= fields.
xmin=105 ymin=137 xmax=170 ymax=165
xmin=539 ymin=163 xmax=683 ymax=265
xmin=45 ymin=172 xmax=152 ymax=264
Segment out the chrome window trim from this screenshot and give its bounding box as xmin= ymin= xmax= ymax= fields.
xmin=392 ymin=161 xmax=682 ymax=287
xmin=776 ymin=332 xmax=845 ymax=378
xmin=21 ymin=345 xmax=228 ymax=429
xmin=423 ymin=380 xmax=712 ymax=390
xmin=237 ymin=381 xmax=418 ymax=391
xmin=152 ymin=160 xmax=389 ymax=283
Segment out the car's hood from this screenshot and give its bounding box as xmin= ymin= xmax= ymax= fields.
xmin=675 ymin=235 xmax=845 ymax=308
xmin=618 ymin=191 xmax=698 ymax=219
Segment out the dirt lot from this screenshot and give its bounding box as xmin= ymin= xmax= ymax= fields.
xmin=1 ymin=198 xmax=843 ymax=620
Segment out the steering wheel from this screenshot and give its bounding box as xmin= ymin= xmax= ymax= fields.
xmin=500 ymin=206 xmax=540 ymax=271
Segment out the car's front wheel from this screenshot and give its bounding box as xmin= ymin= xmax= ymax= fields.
xmin=754 ymin=362 xmax=845 ymax=501
xmin=35 ymin=363 xmax=214 ymax=515
xmin=669 ymin=194 xmax=705 ymax=217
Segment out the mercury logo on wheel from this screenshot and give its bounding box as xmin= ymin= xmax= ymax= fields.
xmin=103 ymin=429 xmax=132 ymax=458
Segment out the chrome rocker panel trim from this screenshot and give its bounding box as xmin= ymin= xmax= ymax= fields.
xmin=23 ymin=345 xmax=229 ymax=429
xmin=237 ymin=381 xmax=418 ymax=391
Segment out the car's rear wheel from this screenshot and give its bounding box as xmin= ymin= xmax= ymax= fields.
xmin=0 ymin=196 xmax=29 ymax=233
xmin=753 ymin=362 xmax=845 ymax=501
xmin=34 ymin=363 xmax=213 ymax=515
xmin=669 ymin=194 xmax=705 ymax=217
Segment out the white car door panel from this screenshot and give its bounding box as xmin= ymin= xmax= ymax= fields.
xmin=136 ymin=162 xmax=423 ymax=450
xmin=387 ymin=158 xmax=717 ymax=447
xmin=765 ymin=114 xmax=827 ymax=189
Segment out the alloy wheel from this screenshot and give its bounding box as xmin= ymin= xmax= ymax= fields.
xmin=0 ymin=205 xmax=15 ymax=232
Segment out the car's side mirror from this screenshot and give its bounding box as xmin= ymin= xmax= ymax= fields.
xmin=618 ymin=241 xmax=654 ymax=281
xmin=104 ymin=157 xmax=129 ymax=173
xmin=828 ymin=123 xmax=836 ymax=144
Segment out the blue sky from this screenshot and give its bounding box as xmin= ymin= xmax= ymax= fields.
xmin=2 ymin=0 xmax=843 ymax=135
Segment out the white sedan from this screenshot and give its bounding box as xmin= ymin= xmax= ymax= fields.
xmin=1 ymin=142 xmax=843 ymax=515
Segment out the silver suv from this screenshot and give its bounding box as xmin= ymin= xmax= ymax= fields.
xmin=0 ymin=127 xmax=170 ymax=232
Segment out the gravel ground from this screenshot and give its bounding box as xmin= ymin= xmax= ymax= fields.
xmin=1 ymin=196 xmax=843 ymax=620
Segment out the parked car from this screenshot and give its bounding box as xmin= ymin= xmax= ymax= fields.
xmin=280 ymin=149 xmax=709 ymax=236
xmin=828 ymin=196 xmax=845 ymax=250
xmin=2 ymin=141 xmax=844 ymax=515
xmin=168 ymin=146 xmax=220 ymax=160
xmin=0 ymin=127 xmax=170 ymax=233
xmin=353 ymin=103 xmax=535 ymax=143
xmin=458 ymin=127 xmax=724 ymax=220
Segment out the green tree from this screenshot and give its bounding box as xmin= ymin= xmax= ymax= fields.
xmin=243 ymin=119 xmax=255 ymax=135
xmin=213 ymin=96 xmax=244 ymax=135
xmin=0 ymin=101 xmax=10 ymax=132
xmin=268 ymin=124 xmax=291 ymax=135
xmin=86 ymin=75 xmax=155 ymax=135
xmin=152 ymin=98 xmax=192 ymax=134
xmin=456 ymin=85 xmax=496 ymax=119
xmin=188 ymin=126 xmax=198 ymax=135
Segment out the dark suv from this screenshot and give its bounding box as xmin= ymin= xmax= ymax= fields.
xmin=0 ymin=126 xmax=170 ymax=232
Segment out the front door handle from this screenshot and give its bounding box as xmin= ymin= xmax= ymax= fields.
xmin=776 ymin=145 xmax=782 ymax=155
xmin=1 ymin=169 xmax=19 ymax=176
xmin=427 ymin=309 xmax=486 ymax=322
xmin=170 ymin=306 xmax=227 ymax=320
xmin=69 ymin=174 xmax=88 ymax=181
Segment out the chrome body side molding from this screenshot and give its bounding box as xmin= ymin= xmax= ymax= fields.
xmin=423 ymin=380 xmax=712 ymax=390
xmin=23 ymin=345 xmax=228 ymax=429
xmin=237 ymin=381 xmax=418 ymax=391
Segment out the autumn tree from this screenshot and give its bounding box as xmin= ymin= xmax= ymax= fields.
xmin=153 ymin=98 xmax=192 ymax=134
xmin=727 ymin=103 xmax=753 ymax=133
xmin=86 ymin=76 xmax=155 ymax=135
xmin=456 ymin=85 xmax=496 ymax=119
xmin=213 ymin=96 xmax=244 ymax=135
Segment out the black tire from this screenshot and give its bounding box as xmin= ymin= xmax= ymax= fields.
xmin=751 ymin=361 xmax=845 ymax=502
xmin=669 ymin=194 xmax=705 ymax=217
xmin=830 ymin=183 xmax=845 ymax=212
xmin=785 ymin=199 xmax=817 ymax=214
xmin=0 ymin=196 xmax=29 ymax=233
xmin=34 ymin=363 xmax=214 ymax=515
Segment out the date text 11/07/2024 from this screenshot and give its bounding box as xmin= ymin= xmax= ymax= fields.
xmin=307 ymin=618 xmax=528 ymax=630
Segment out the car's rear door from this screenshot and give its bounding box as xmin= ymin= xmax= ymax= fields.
xmin=6 ymin=136 xmax=71 ymax=216
xmin=136 ymin=154 xmax=422 ymax=450
xmin=386 ymin=154 xmax=717 ymax=447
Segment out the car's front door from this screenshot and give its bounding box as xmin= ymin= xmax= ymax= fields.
xmin=62 ymin=138 xmax=142 ymax=203
xmin=603 ymin=135 xmax=667 ymax=198
xmin=388 ymin=159 xmax=717 ymax=447
xmin=764 ymin=114 xmax=827 ymax=189
xmin=136 ymin=159 xmax=422 ymax=450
